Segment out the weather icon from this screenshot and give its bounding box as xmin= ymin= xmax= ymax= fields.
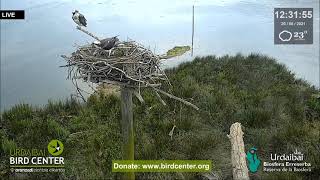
xmin=279 ymin=30 xmax=292 ymax=42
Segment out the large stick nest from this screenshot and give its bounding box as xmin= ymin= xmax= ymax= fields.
xmin=61 ymin=27 xmax=199 ymax=110
xmin=61 ymin=40 xmax=168 ymax=87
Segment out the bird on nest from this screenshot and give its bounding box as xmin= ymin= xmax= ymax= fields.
xmin=72 ymin=10 xmax=87 ymax=27
xmin=93 ymin=36 xmax=120 ymax=56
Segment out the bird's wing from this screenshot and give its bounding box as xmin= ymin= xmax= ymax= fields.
xmin=79 ymin=14 xmax=87 ymax=26
xmin=100 ymin=38 xmax=111 ymax=49
xmin=56 ymin=142 xmax=60 ymax=148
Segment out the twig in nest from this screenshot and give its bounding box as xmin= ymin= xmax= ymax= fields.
xmin=133 ymin=90 xmax=144 ymax=104
xmin=153 ymin=90 xmax=166 ymax=106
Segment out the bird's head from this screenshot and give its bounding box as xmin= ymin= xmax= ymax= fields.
xmin=93 ymin=40 xmax=101 ymax=45
xmin=113 ymin=36 xmax=119 ymax=41
xmin=72 ymin=10 xmax=79 ymax=15
xmin=113 ymin=36 xmax=120 ymax=46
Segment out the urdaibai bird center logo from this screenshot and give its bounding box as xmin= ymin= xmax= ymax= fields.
xmin=48 ymin=140 xmax=64 ymax=156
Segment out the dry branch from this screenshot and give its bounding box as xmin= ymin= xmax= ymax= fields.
xmin=76 ymin=26 xmax=100 ymax=41
xmin=154 ymin=88 xmax=199 ymax=110
xmin=133 ymin=90 xmax=144 ymax=104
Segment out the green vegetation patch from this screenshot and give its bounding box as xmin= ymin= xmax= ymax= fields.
xmin=165 ymin=46 xmax=191 ymax=58
xmin=1 ymin=54 xmax=319 ymax=179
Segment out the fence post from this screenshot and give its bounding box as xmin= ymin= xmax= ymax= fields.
xmin=228 ymin=122 xmax=249 ymax=180
xmin=120 ymin=86 xmax=135 ymax=180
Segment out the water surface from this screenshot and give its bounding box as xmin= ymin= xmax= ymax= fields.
xmin=1 ymin=0 xmax=319 ymax=111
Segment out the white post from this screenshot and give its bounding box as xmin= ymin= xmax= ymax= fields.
xmin=228 ymin=122 xmax=249 ymax=180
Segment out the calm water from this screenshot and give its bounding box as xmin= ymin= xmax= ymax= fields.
xmin=1 ymin=0 xmax=319 ymax=111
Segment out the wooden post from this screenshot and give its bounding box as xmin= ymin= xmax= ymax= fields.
xmin=228 ymin=122 xmax=249 ymax=180
xmin=191 ymin=5 xmax=194 ymax=57
xmin=120 ymin=87 xmax=135 ymax=180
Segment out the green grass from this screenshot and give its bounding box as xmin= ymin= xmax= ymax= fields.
xmin=1 ymin=54 xmax=319 ymax=179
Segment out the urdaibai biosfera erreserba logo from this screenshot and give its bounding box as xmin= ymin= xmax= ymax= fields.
xmin=48 ymin=140 xmax=64 ymax=156
xmin=246 ymin=147 xmax=261 ymax=173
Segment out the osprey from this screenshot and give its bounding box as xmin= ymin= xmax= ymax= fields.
xmin=72 ymin=10 xmax=87 ymax=27
xmin=94 ymin=36 xmax=119 ymax=50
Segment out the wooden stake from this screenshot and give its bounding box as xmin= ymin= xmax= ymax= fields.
xmin=120 ymin=87 xmax=135 ymax=180
xmin=228 ymin=122 xmax=249 ymax=180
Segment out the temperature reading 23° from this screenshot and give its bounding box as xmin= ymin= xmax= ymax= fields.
xmin=294 ymin=31 xmax=307 ymax=40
